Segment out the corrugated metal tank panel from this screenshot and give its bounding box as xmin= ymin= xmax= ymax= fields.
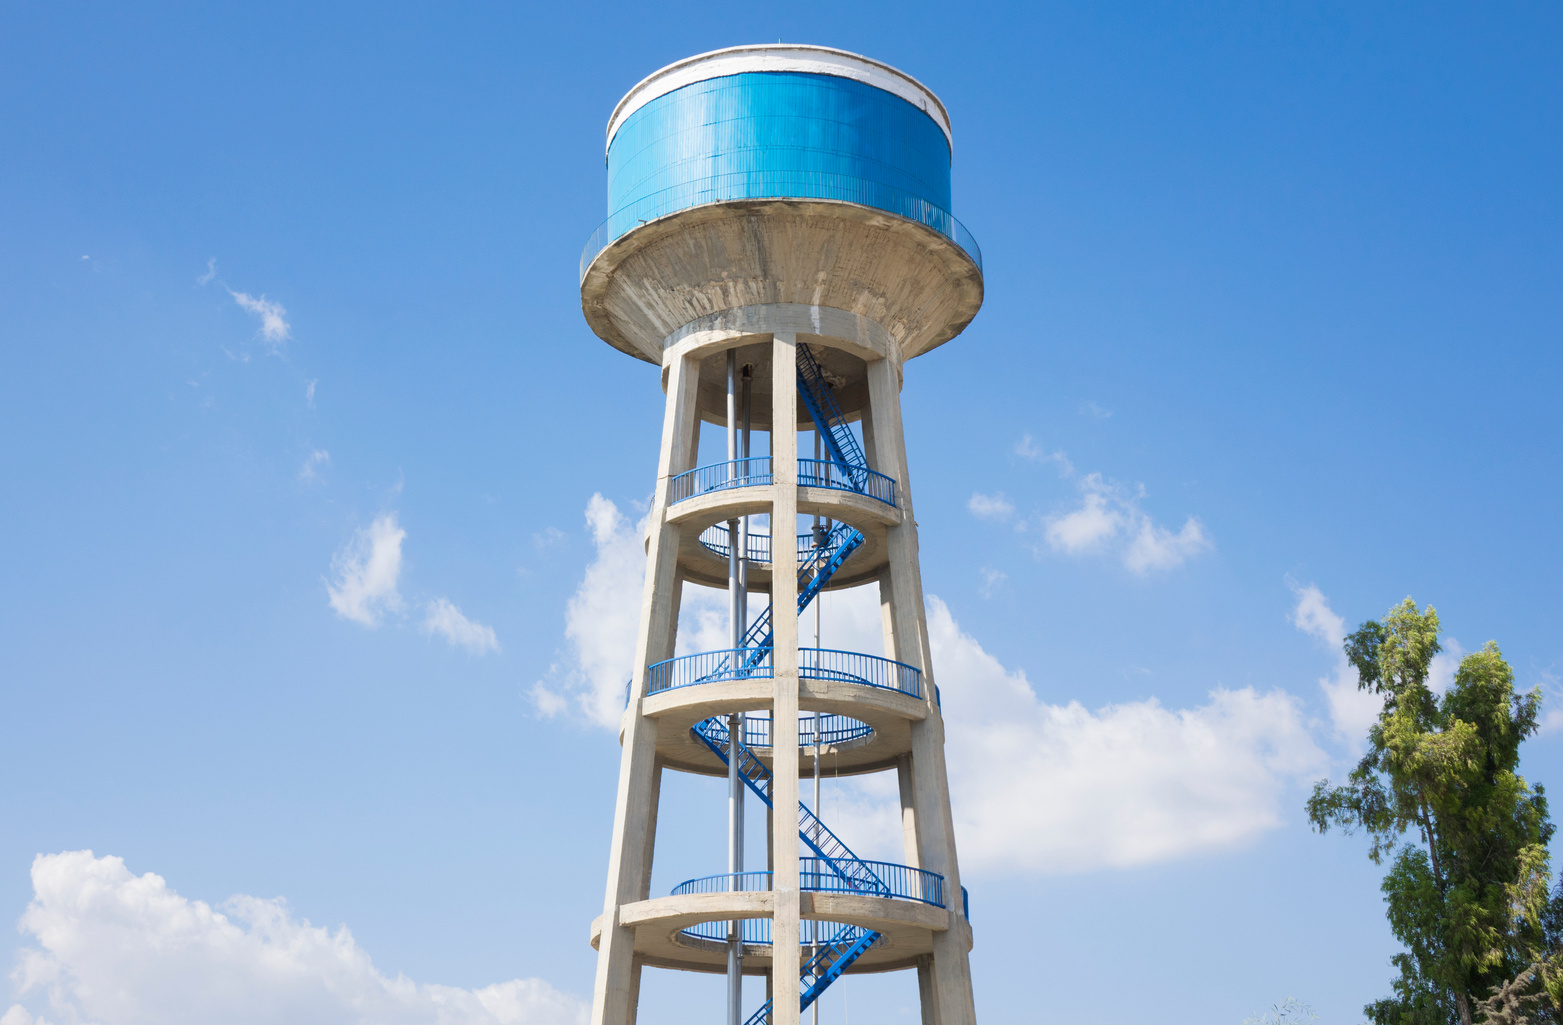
xmin=604 ymin=71 xmax=951 ymax=240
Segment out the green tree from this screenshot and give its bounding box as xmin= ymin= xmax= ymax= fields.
xmin=1307 ymin=599 xmax=1555 ymax=1025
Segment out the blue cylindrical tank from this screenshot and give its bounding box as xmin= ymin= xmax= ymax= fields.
xmin=608 ymin=71 xmax=950 ymax=234
xmin=591 ymin=46 xmax=972 ymax=264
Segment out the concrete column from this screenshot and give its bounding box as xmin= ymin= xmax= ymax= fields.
xmin=916 ymin=955 xmax=939 ymax=1025
xmin=877 ymin=568 xmax=900 ymax=664
xmin=770 ymin=331 xmax=802 ymax=1025
xmin=865 ymin=354 xmax=977 ymax=1025
xmin=895 ymin=753 xmax=922 ymax=871
xmin=589 ymin=351 xmax=701 ymax=1025
xmin=636 ymin=757 xmax=663 ymax=902
xmin=626 ymin=960 xmax=643 ymax=1025
xmin=661 ymin=572 xmax=685 ymax=679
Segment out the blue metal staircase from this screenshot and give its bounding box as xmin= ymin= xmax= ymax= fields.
xmin=736 ymin=522 xmax=863 ymax=659
xmin=719 ymin=344 xmax=877 ymax=679
xmin=796 ymin=342 xmax=869 ymax=492
xmin=691 ymin=719 xmax=885 ymax=1024
xmin=695 ymin=346 xmax=889 ymax=1023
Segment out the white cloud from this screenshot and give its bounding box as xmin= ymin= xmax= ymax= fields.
xmin=1428 ymin=637 xmax=1466 ymax=697
xmin=1289 ymin=583 xmax=1380 ymax=745
xmin=5 ymin=851 xmax=585 ymax=1025
xmin=923 ymin=596 xmax=1324 ymax=873
xmin=1123 ymin=515 xmax=1209 ymax=573
xmin=977 ymin=567 xmax=1007 ymax=599
xmin=546 ymin=495 xmax=1321 ymax=874
xmin=1080 ymin=400 xmax=1113 ymax=420
xmin=531 ymin=495 xmax=647 ymax=728
xmin=196 ymin=257 xmax=218 ymax=286
xmin=1039 ymin=474 xmax=1209 ymax=574
xmin=776 ymin=591 xmax=1324 ymax=874
xmin=229 ymin=289 xmax=290 ymax=349
xmin=299 ymin=449 xmax=330 ymax=483
xmin=306 ymin=379 xmax=318 ymax=408
xmin=326 ymin=515 xmax=405 ymax=627
xmin=966 ymin=492 xmax=1014 ymax=521
xmin=423 ymin=598 xmax=500 ymax=655
xmin=1013 ymin=434 xmax=1074 ymax=476
xmin=1043 ymin=482 xmax=1124 ymax=552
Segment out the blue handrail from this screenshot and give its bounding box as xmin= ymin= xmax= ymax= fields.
xmin=668 ymin=457 xmax=896 ymax=508
xmin=647 ymin=647 xmax=773 ymax=693
xmin=697 ymin=713 xmax=874 ymax=749
xmin=800 ymin=923 xmax=878 ymax=1009
xmin=800 ymin=858 xmax=944 ymax=906
xmin=671 ymin=871 xmax=775 ymax=896
xmin=731 ymin=522 xmax=862 ymax=660
xmin=796 ymin=458 xmax=896 ymax=507
xmin=689 ymin=720 xmax=897 ymax=904
xmin=698 ymin=524 xmax=779 ymax=563
xmin=670 ymin=860 xmax=942 ymax=906
xmin=737 ymin=921 xmax=880 ymax=1025
xmin=698 ymin=524 xmax=866 ymax=565
xmin=677 ymin=917 xmax=862 ymax=945
xmin=647 ymin=647 xmax=920 ymax=697
xmin=802 ymin=647 xmax=922 ymax=697
xmin=796 ymin=342 xmax=869 ymax=485
xmin=668 ymin=457 xmax=773 ymax=505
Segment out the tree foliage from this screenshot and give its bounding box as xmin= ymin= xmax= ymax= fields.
xmin=1307 ymin=599 xmax=1557 ymax=1025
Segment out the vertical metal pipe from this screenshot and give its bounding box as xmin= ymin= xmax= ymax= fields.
xmin=727 ymin=350 xmax=739 ymax=651
xmin=725 ymin=349 xmax=742 ymax=1025
xmin=726 ymin=711 xmax=743 ymax=1025
xmin=739 ymin=364 xmax=752 ymax=632
xmin=811 ymin=426 xmax=823 ymax=1025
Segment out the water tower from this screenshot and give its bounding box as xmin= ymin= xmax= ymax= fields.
xmin=579 ymin=45 xmax=982 ymax=1025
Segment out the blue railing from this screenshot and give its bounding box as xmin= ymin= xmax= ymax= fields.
xmin=800 ymin=859 xmax=944 ymax=907
xmin=668 ymin=457 xmax=773 ymax=505
xmin=647 ymin=647 xmax=920 ymax=698
xmin=647 ymin=647 xmax=773 ymax=693
xmin=801 ymin=647 xmax=922 ymax=698
xmin=797 ymin=458 xmax=896 ymax=507
xmin=678 ymin=917 xmax=865 ymax=945
xmin=671 ymin=860 xmax=943 ymax=907
xmin=799 ymin=924 xmax=877 ymax=1013
xmin=671 ymin=871 xmax=774 ymax=896
xmin=698 ymin=713 xmax=874 ymax=750
xmin=699 ymin=526 xmax=860 ymax=565
xmin=669 ymin=458 xmax=896 ymax=508
xmin=579 ymin=175 xmax=983 ymax=283
xmin=699 ymin=524 xmax=778 ymax=563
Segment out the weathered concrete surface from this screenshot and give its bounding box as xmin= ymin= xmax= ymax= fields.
xmin=581 ymin=200 xmax=983 ymax=365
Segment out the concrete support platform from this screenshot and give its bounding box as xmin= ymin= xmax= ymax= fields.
xmin=666 ymin=482 xmax=900 ymax=591
xmin=589 ymin=892 xmax=972 ymax=975
xmin=675 ymin=521 xmax=890 ymax=594
xmin=637 ymin=678 xmax=925 ymax=777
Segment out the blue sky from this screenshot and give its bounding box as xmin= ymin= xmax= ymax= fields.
xmin=1 ymin=3 xmax=1560 ymax=1023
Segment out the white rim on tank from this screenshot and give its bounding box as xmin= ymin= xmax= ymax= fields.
xmin=605 ymin=44 xmax=954 ymax=154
